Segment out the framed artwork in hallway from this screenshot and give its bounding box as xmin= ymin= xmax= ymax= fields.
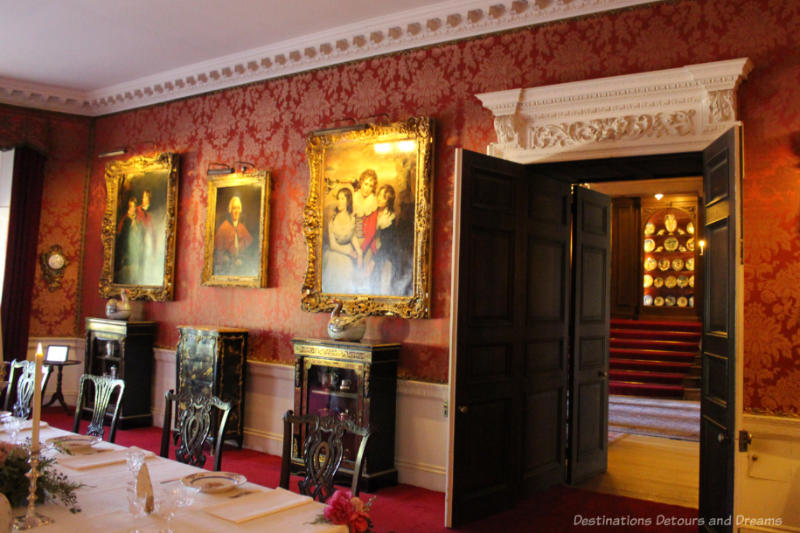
xmin=301 ymin=116 xmax=434 ymax=318
xmin=99 ymin=152 xmax=180 ymax=301
xmin=202 ymin=169 xmax=271 ymax=288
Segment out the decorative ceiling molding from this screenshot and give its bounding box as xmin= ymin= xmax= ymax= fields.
xmin=476 ymin=58 xmax=754 ymax=163
xmin=0 ymin=0 xmax=659 ymax=117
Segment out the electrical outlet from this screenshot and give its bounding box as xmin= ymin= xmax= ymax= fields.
xmin=442 ymin=401 xmax=448 ymax=417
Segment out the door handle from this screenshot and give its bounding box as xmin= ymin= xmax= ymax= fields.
xmin=458 ymin=405 xmax=468 ymax=414
xmin=717 ymin=432 xmax=728 ymax=444
xmin=598 ymin=371 xmax=608 ymax=378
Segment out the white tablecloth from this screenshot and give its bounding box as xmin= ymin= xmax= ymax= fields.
xmin=5 ymin=426 xmax=347 ymax=532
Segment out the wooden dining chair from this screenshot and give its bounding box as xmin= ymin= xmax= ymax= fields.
xmin=280 ymin=409 xmax=372 ymax=502
xmin=160 ymin=389 xmax=231 ymax=472
xmin=72 ymin=374 xmax=126 ymax=442
xmin=3 ymin=359 xmax=52 ymax=419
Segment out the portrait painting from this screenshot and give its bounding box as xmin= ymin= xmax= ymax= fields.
xmin=99 ymin=152 xmax=179 ymax=301
xmin=202 ymin=170 xmax=271 ymax=288
xmin=302 ymin=117 xmax=434 ymax=318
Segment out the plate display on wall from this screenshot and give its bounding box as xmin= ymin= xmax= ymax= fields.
xmin=658 ymin=258 xmax=671 ymax=271
xmin=686 ymin=258 xmax=694 ymax=271
xmin=645 ymin=257 xmax=657 ymax=271
xmin=689 ymin=275 xmax=695 ymax=288
xmin=643 ymin=274 xmax=653 ymax=288
xmin=645 ymin=222 xmax=655 ymax=235
xmin=644 ymin=239 xmax=655 ymax=252
xmin=665 ymin=296 xmax=676 ymax=307
xmin=677 ymin=275 xmax=689 ymax=288
xmin=654 ymin=296 xmax=664 ymax=307
xmin=654 ymin=277 xmax=664 ymax=288
xmin=689 ymin=296 xmax=694 ymax=307
xmin=665 ymin=276 xmax=677 ymax=288
xmin=664 ymin=237 xmax=679 ymax=252
xmin=672 ymin=258 xmax=684 ymax=271
xmin=643 ymin=294 xmax=653 ymax=306
xmin=664 ymin=213 xmax=678 ymax=233
xmin=687 ymin=238 xmax=695 ymax=251
xmin=677 ymin=296 xmax=688 ymax=307
xmin=687 ymin=222 xmax=695 ymax=234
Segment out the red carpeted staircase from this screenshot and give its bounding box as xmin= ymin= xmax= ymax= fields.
xmin=609 ymin=318 xmax=701 ymax=399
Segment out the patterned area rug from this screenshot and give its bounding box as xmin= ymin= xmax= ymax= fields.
xmin=609 ymin=394 xmax=700 ymax=441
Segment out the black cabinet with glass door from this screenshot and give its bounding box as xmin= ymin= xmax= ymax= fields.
xmin=291 ymin=338 xmax=399 ymax=492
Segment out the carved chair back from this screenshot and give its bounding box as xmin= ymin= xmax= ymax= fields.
xmin=160 ymin=389 xmax=231 ymax=472
xmin=280 ymin=410 xmax=372 ymax=502
xmin=3 ymin=360 xmax=51 ymax=419
xmin=72 ymin=374 xmax=126 ymax=442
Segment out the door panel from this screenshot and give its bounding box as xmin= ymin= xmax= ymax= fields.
xmin=568 ymin=186 xmax=611 ymax=484
xmin=450 ymin=150 xmax=571 ymax=525
xmin=699 ymin=127 xmax=740 ymax=532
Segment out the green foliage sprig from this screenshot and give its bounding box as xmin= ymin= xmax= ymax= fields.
xmin=0 ymin=442 xmax=83 ymax=513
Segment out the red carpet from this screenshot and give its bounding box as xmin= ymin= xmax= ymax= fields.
xmin=45 ymin=407 xmax=698 ymax=532
xmin=609 ymin=318 xmax=701 ymax=398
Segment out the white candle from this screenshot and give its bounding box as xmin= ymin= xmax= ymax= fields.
xmin=31 ymin=343 xmax=43 ymax=452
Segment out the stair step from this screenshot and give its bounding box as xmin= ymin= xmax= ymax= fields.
xmin=610 ymin=347 xmax=696 ymax=361
xmin=610 ymin=358 xmax=692 ymax=371
xmin=609 ymin=338 xmax=698 ymax=351
xmin=610 ymin=318 xmax=701 ymax=332
xmin=609 ymin=369 xmax=687 ymax=384
xmin=609 ymin=381 xmax=685 ymax=397
xmin=610 ymin=329 xmax=701 ymax=341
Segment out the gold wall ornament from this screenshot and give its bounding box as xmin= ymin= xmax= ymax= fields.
xmin=98 ymin=152 xmax=180 ymax=301
xmin=40 ymin=244 xmax=68 ymax=291
xmin=202 ymin=169 xmax=271 ymax=288
xmin=301 ymin=116 xmax=434 ymax=318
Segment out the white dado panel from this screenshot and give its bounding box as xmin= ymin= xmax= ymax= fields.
xmin=476 ymin=58 xmax=753 ymax=163
xmin=151 ymin=347 xmax=448 ymax=492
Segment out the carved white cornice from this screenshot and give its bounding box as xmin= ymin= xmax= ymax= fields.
xmin=0 ymin=0 xmax=660 ymax=117
xmin=476 ymin=58 xmax=754 ymax=162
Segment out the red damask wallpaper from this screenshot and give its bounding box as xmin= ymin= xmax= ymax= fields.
xmin=13 ymin=0 xmax=800 ymax=414
xmin=0 ymin=105 xmax=91 ymax=338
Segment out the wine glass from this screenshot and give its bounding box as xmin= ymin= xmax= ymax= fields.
xmin=157 ymin=487 xmax=181 ymax=533
xmin=125 ymin=481 xmax=146 ymax=518
xmin=3 ymin=417 xmax=22 ymax=445
xmin=125 ymin=449 xmax=146 ymax=477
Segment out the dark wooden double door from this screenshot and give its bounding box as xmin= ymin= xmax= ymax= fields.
xmin=450 ymin=150 xmax=611 ymax=524
xmin=451 ymin=129 xmax=739 ymax=531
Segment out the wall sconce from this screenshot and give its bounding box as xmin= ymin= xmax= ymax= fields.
xmin=698 ymin=239 xmax=706 ymax=256
xmin=207 ymin=162 xmax=235 ymax=176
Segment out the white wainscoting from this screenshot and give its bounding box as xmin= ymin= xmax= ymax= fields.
xmin=152 ymin=347 xmax=449 ymax=492
xmin=736 ymin=414 xmax=800 ymax=532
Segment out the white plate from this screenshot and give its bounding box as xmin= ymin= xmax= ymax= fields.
xmin=46 ymin=435 xmax=100 ymax=453
xmin=182 ymin=472 xmax=247 ymax=493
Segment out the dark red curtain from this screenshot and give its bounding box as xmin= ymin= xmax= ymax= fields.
xmin=1 ymin=145 xmax=46 ymax=362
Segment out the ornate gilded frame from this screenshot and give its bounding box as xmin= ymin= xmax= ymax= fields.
xmin=99 ymin=152 xmax=179 ymax=301
xmin=302 ymin=116 xmax=434 ymax=318
xmin=202 ymin=170 xmax=271 ymax=287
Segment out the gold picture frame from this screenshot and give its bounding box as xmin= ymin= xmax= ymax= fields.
xmin=99 ymin=152 xmax=180 ymax=301
xmin=202 ymin=170 xmax=271 ymax=287
xmin=302 ymin=116 xmax=434 ymax=318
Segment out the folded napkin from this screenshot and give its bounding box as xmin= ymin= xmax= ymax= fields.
xmin=0 ymin=420 xmax=48 ymax=433
xmin=58 ymin=446 xmax=153 ymax=470
xmin=204 ymin=488 xmax=313 ymax=524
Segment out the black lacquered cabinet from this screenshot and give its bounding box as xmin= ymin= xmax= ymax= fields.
xmin=176 ymin=326 xmax=248 ymax=448
xmin=84 ymin=318 xmax=157 ymax=428
xmin=291 ymin=338 xmax=399 ymax=491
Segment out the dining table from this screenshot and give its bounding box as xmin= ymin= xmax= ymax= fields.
xmin=0 ymin=423 xmax=347 ymax=533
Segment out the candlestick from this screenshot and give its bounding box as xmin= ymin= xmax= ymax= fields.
xmin=13 ymin=449 xmax=52 ymax=529
xmin=31 ymin=344 xmax=43 ymax=453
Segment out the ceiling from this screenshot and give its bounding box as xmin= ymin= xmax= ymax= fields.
xmin=0 ymin=0 xmax=657 ymax=116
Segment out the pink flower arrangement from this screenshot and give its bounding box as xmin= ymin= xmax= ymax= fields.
xmin=319 ymin=489 xmax=376 ymax=533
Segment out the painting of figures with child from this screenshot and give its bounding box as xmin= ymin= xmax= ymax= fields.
xmin=302 ymin=117 xmax=434 ymax=319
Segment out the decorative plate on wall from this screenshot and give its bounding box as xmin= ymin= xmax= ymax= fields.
xmin=677 ymin=275 xmax=689 ymax=288
xmin=689 ymin=275 xmax=695 ymax=288
xmin=654 ymin=296 xmax=664 ymax=307
xmin=645 ymin=257 xmax=657 ymax=271
xmin=687 ymin=238 xmax=695 ymax=251
xmin=686 ymin=258 xmax=694 ymax=271
xmin=677 ymin=297 xmax=688 ymax=307
xmin=643 ymin=294 xmax=653 ymax=306
xmin=644 ymin=239 xmax=655 ymax=252
xmin=643 ymin=274 xmax=653 ymax=288
xmin=665 ymin=276 xmax=677 ymax=288
xmin=687 ymin=222 xmax=695 ymax=234
xmin=665 ymin=296 xmax=676 ymax=307
xmin=672 ymin=258 xmax=684 ymax=271
xmin=658 ymin=258 xmax=671 ymax=271
xmin=654 ymin=277 xmax=664 ymax=288
xmin=645 ymin=222 xmax=655 ymax=235
xmin=664 ymin=237 xmax=679 ymax=252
